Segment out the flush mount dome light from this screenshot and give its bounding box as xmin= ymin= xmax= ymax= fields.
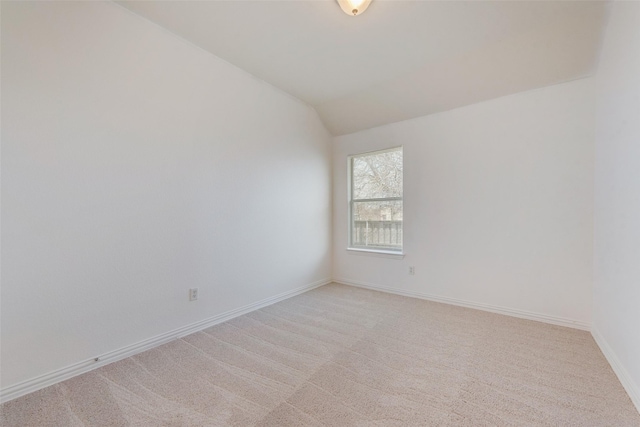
xmin=337 ymin=0 xmax=372 ymax=16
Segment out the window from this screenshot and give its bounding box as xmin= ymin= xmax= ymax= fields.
xmin=349 ymin=147 xmax=403 ymax=253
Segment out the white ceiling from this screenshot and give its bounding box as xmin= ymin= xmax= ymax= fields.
xmin=117 ymin=0 xmax=608 ymax=135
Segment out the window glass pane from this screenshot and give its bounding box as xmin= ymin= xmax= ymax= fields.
xmin=352 ymin=149 xmax=403 ymax=200
xmin=351 ymin=200 xmax=403 ymax=250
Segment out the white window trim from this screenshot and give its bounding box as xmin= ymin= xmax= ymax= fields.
xmin=347 ymin=146 xmax=404 ymax=255
xmin=346 ymin=248 xmax=405 ymax=259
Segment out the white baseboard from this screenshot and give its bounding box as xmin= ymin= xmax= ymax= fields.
xmin=334 ymin=278 xmax=591 ymax=331
xmin=591 ymin=327 xmax=640 ymax=414
xmin=0 ymin=278 xmax=331 ymax=404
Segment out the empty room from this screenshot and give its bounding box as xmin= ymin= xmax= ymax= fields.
xmin=1 ymin=0 xmax=639 ymax=425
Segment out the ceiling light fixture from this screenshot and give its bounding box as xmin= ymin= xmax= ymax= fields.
xmin=337 ymin=0 xmax=372 ymax=16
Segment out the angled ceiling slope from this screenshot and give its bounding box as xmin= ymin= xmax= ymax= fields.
xmin=117 ymin=0 xmax=608 ymax=135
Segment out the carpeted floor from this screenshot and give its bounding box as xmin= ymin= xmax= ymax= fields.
xmin=2 ymin=283 xmax=639 ymax=426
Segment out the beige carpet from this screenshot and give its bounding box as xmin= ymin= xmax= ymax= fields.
xmin=2 ymin=283 xmax=639 ymax=426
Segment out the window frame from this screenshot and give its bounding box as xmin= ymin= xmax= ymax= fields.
xmin=347 ymin=146 xmax=404 ymax=255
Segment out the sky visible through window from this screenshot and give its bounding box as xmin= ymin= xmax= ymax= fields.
xmin=351 ymin=147 xmax=403 ymax=251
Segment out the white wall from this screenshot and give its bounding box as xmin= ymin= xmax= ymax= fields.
xmin=593 ymin=1 xmax=640 ymax=410
xmin=1 ymin=1 xmax=331 ymax=390
xmin=333 ymin=78 xmax=594 ymax=327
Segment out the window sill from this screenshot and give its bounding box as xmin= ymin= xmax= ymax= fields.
xmin=346 ymin=248 xmax=405 ymax=259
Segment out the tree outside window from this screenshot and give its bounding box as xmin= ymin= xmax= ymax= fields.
xmin=349 ymin=147 xmax=403 ymax=252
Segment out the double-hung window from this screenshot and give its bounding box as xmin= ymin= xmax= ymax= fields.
xmin=348 ymin=147 xmax=403 ymax=253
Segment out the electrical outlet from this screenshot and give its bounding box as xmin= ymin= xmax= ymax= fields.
xmin=409 ymin=266 xmax=415 ymax=275
xmin=189 ymin=288 xmax=199 ymax=301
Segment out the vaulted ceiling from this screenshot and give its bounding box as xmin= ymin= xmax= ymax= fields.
xmin=117 ymin=0 xmax=609 ymax=135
